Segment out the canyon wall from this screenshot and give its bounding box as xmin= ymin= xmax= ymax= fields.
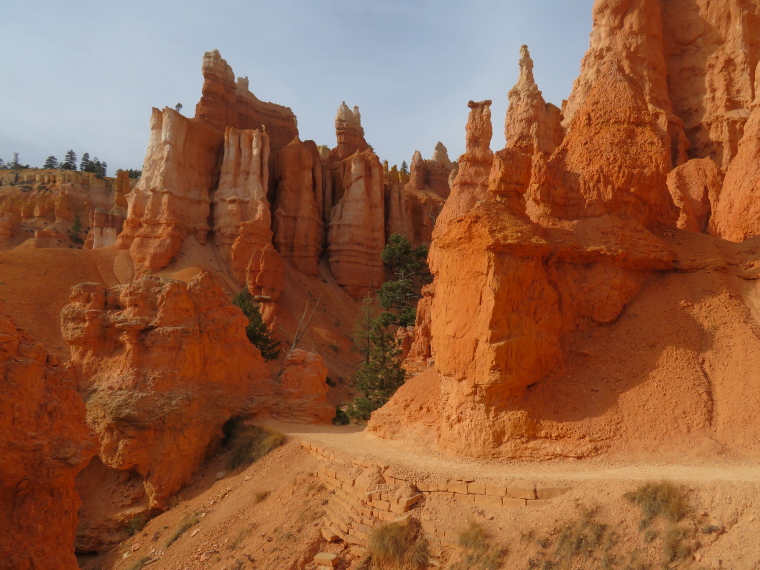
xmin=0 ymin=308 xmax=96 ymax=568
xmin=0 ymin=169 xmax=117 ymax=249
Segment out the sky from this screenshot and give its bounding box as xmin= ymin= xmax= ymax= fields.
xmin=0 ymin=0 xmax=594 ymax=174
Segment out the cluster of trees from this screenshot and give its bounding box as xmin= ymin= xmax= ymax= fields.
xmin=0 ymin=151 xmax=128 ymax=177
xmin=346 ymin=234 xmax=429 ymax=422
xmin=0 ymin=153 xmax=30 ymax=170
xmin=116 ymin=168 xmax=142 ymax=179
xmin=45 ymin=151 xmax=108 ymax=176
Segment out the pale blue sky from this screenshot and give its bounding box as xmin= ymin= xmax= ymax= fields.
xmin=0 ymin=0 xmax=593 ymax=173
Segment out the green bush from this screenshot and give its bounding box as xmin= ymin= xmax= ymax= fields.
xmin=232 ymin=290 xmax=280 ymax=360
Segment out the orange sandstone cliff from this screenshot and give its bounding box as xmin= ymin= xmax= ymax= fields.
xmin=0 ymin=308 xmax=97 ymax=569
xmin=369 ymin=0 xmax=760 ymax=460
xmin=60 ymin=272 xmax=271 ymax=549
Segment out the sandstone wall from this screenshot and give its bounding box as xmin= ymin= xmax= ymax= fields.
xmin=61 ymin=272 xmax=271 ymax=546
xmin=0 ymin=308 xmax=96 ymax=568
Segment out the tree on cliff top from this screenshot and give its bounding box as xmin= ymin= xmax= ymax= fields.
xmin=62 ymin=150 xmax=77 ymax=171
xmin=43 ymin=156 xmax=59 ymax=169
xmin=232 ymin=289 xmax=280 ymax=361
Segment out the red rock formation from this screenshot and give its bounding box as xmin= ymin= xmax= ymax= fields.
xmin=402 ymin=283 xmax=435 ymax=374
xmin=0 ymin=308 xmax=96 ymax=568
xmin=255 ymin=349 xmax=333 ymax=423
xmin=434 ymin=101 xmax=493 ymax=229
xmin=710 ymin=64 xmax=760 ymax=241
xmin=409 ymin=150 xmax=425 ymax=190
xmin=273 ymin=138 xmax=323 ymax=275
xmin=535 ymin=59 xmax=678 ymax=226
xmin=663 ymin=0 xmax=760 ymax=169
xmin=328 ymin=102 xmax=369 ymax=161
xmin=0 ymin=169 xmax=115 ymax=249
xmin=213 ymin=126 xmax=273 ymax=284
xmin=428 ymin=142 xmax=455 ymax=199
xmin=384 ymin=181 xmax=414 ymax=243
xmin=247 ymin=243 xmax=285 ymax=316
xmin=562 ymin=0 xmax=688 ymax=169
xmin=326 ymin=149 xmax=386 ymax=297
xmin=195 ymin=50 xmax=298 ymax=153
xmin=84 ymin=208 xmax=125 ymax=249
xmin=505 ymin=45 xmax=564 ymax=156
xmin=61 ymin=272 xmax=271 ymax=516
xmin=115 ymin=108 xmax=223 ymax=274
xmin=667 ymin=158 xmax=723 ymax=233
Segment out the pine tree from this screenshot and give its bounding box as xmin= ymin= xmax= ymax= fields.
xmin=80 ymin=153 xmax=91 ymax=172
xmin=400 ymin=160 xmax=409 ymax=175
xmin=43 ymin=156 xmax=59 ymax=169
xmin=346 ymin=312 xmax=405 ymax=422
xmin=68 ymin=216 xmax=84 ymax=245
xmin=376 ymin=234 xmax=428 ymax=327
xmin=62 ymin=150 xmax=77 ymax=170
xmin=232 ymin=289 xmax=281 ymax=360
xmin=175 ymin=102 xmax=183 ymax=113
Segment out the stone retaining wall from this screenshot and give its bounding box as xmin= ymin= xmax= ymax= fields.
xmin=301 ymin=440 xmax=572 ymax=556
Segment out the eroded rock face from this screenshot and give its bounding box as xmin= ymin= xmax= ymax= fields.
xmin=326 ymin=149 xmax=386 ymax=297
xmin=663 ymin=0 xmax=760 ymax=169
xmin=329 ymin=102 xmax=369 ymax=161
xmin=0 ymin=169 xmax=115 ymax=249
xmin=506 ymin=45 xmax=564 ymax=156
xmin=536 ymin=58 xmax=678 ymax=226
xmin=428 ymin=142 xmax=455 ymax=199
xmin=0 ymin=309 xmax=96 ymax=568
xmin=435 ymin=101 xmax=494 ymax=230
xmin=710 ymin=65 xmax=760 ymax=241
xmin=195 ymin=49 xmax=298 ymax=153
xmin=273 ymin=138 xmax=323 ymax=275
xmin=667 ymin=158 xmax=723 ymax=233
xmin=213 ymin=126 xmax=273 ymax=284
xmin=254 ymin=349 xmax=333 ymax=423
xmin=116 ymin=108 xmax=223 ymax=275
xmin=61 ymin=272 xmax=271 ymax=515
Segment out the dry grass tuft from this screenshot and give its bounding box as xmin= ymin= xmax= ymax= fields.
xmin=662 ymin=525 xmax=698 ymax=565
xmin=164 ymin=514 xmax=199 ymax=547
xmin=451 ymin=521 xmax=506 ymax=570
xmin=253 ymin=490 xmax=270 ymax=504
xmin=367 ymin=518 xmax=429 ymax=570
xmin=624 ymin=481 xmax=688 ymax=528
xmin=126 ymin=556 xmax=151 ymax=570
xmin=223 ymin=420 xmax=286 ymax=470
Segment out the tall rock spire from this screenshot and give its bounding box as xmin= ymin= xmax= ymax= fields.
xmin=505 ymin=45 xmax=564 ymax=156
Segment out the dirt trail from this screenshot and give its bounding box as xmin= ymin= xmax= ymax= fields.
xmin=271 ymin=421 xmax=760 ymax=485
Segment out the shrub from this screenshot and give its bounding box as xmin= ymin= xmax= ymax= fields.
xmin=68 ymin=216 xmax=84 ymax=245
xmin=662 ymin=525 xmax=696 ymax=565
xmin=452 ymin=522 xmax=506 ymax=570
xmin=165 ymin=514 xmax=199 ymax=547
xmin=332 ymin=407 xmax=350 ymax=425
xmin=222 ymin=419 xmax=285 ymax=470
xmin=126 ymin=513 xmax=146 ymax=536
xmin=367 ymin=518 xmax=428 ymax=570
xmin=624 ymin=481 xmax=688 ymax=528
xmin=232 ymin=289 xmax=280 ymax=360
